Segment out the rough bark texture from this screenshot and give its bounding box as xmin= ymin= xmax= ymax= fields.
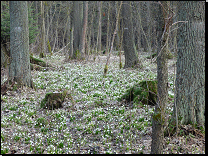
xmin=97 ymin=1 xmax=102 ymax=53
xmin=151 ymin=2 xmax=169 ymax=154
xmin=80 ymin=1 xmax=88 ymax=59
xmin=172 ymin=1 xmax=205 ymax=129
xmin=73 ymin=1 xmax=82 ymax=59
xmin=106 ymin=2 xmax=111 ymax=55
xmin=9 ymin=1 xmax=32 ymax=87
xmin=122 ymin=1 xmax=139 ymax=68
xmin=69 ymin=22 xmax=73 ymax=58
xmin=40 ymin=1 xmax=46 ymax=57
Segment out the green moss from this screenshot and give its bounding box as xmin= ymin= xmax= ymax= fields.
xmin=40 ymin=92 xmax=52 ymax=108
xmin=118 ymin=80 xmax=157 ymax=106
xmin=119 ymin=62 xmax=122 ymax=69
xmin=104 ymin=65 xmax=108 ymax=75
xmin=75 ymin=50 xmax=81 ymax=59
xmin=40 ymin=90 xmax=72 ymax=110
xmin=47 ymin=40 xmax=52 ymax=56
xmin=30 ymin=55 xmax=47 ymax=67
xmin=30 ymin=63 xmax=34 ymax=70
xmin=39 ymin=52 xmax=45 ymax=58
xmin=152 ymin=112 xmax=165 ymax=124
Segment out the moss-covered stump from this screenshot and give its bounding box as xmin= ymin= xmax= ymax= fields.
xmin=118 ymin=80 xmax=157 ymax=106
xmin=40 ymin=90 xmax=71 ymax=110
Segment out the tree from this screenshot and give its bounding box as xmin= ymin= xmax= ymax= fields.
xmin=106 ymin=2 xmax=111 ymax=55
xmin=39 ymin=1 xmax=46 ymax=58
xmin=9 ymin=1 xmax=32 ymax=87
xmin=122 ymin=1 xmax=139 ymax=68
xmin=103 ymin=1 xmax=122 ymax=77
xmin=1 ymin=1 xmax=38 ymax=68
xmin=80 ymin=1 xmax=88 ymax=59
xmin=151 ymin=1 xmax=170 ymax=154
xmin=96 ymin=1 xmax=102 ymax=53
xmin=171 ymin=1 xmax=205 ymax=130
xmin=72 ymin=1 xmax=83 ymax=59
xmin=87 ymin=2 xmax=96 ymax=60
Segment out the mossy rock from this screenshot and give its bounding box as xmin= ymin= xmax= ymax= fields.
xmin=118 ymin=80 xmax=157 ymax=106
xmin=40 ymin=90 xmax=70 ymax=110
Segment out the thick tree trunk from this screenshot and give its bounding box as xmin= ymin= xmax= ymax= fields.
xmin=73 ymin=1 xmax=83 ymax=59
xmin=122 ymin=1 xmax=139 ymax=68
xmin=9 ymin=1 xmax=32 ymax=87
xmin=171 ymin=1 xmax=205 ymax=129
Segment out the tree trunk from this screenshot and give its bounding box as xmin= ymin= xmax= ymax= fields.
xmin=151 ymin=1 xmax=169 ymax=154
xmin=104 ymin=1 xmax=122 ymax=77
xmin=106 ymin=2 xmax=111 ymax=55
xmin=171 ymin=1 xmax=205 ymax=129
xmin=69 ymin=24 xmax=74 ymax=59
xmin=40 ymin=1 xmax=46 ymax=58
xmin=87 ymin=3 xmax=95 ymax=60
xmin=122 ymin=1 xmax=139 ymax=68
xmin=66 ymin=2 xmax=71 ymax=57
xmin=73 ymin=1 xmax=82 ymax=59
xmin=80 ymin=1 xmax=88 ymax=59
xmin=96 ymin=1 xmax=102 ymax=54
xmin=146 ymin=1 xmax=152 ymax=55
xmin=115 ymin=1 xmax=120 ymax=51
xmin=9 ymin=1 xmax=32 ymax=87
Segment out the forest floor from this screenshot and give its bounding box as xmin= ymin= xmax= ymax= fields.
xmin=1 ymin=52 xmax=205 ymax=154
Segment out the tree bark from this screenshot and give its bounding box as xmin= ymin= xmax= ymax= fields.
xmin=87 ymin=2 xmax=95 ymax=60
xmin=40 ymin=1 xmax=46 ymax=57
xmin=151 ymin=1 xmax=169 ymax=154
xmin=9 ymin=1 xmax=32 ymax=87
xmin=96 ymin=1 xmax=102 ymax=54
xmin=80 ymin=1 xmax=88 ymax=59
xmin=122 ymin=1 xmax=139 ymax=68
xmin=106 ymin=2 xmax=111 ymax=55
xmin=73 ymin=1 xmax=83 ymax=59
xmin=171 ymin=1 xmax=205 ymax=129
xmin=66 ymin=2 xmax=71 ymax=57
xmin=104 ymin=1 xmax=122 ymax=77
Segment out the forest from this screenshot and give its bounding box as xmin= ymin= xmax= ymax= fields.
xmin=1 ymin=1 xmax=205 ymax=154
